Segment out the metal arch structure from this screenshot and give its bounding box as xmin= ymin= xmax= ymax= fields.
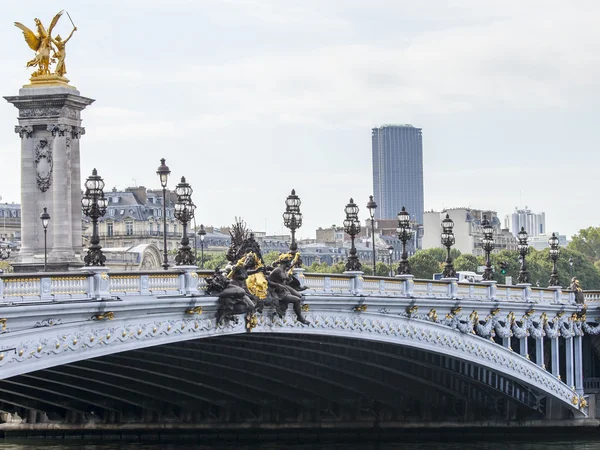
xmin=0 ymin=291 xmax=588 ymax=425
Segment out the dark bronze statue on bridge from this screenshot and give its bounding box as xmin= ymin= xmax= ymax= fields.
xmin=206 ymin=219 xmax=309 ymax=329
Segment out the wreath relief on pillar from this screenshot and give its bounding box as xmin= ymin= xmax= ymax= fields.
xmin=34 ymin=138 xmax=53 ymax=192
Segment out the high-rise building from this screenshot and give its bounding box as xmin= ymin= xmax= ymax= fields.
xmin=508 ymin=207 xmax=546 ymax=238
xmin=372 ymin=124 xmax=424 ymax=223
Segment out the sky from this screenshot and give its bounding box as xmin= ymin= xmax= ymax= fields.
xmin=0 ymin=0 xmax=599 ymax=239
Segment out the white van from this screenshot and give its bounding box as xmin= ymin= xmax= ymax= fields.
xmin=456 ymin=271 xmax=483 ymax=283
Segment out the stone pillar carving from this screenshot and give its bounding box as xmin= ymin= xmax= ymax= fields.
xmin=14 ymin=126 xmax=35 ymax=261
xmin=48 ymin=124 xmax=74 ymax=260
xmin=565 ymin=337 xmax=574 ymax=389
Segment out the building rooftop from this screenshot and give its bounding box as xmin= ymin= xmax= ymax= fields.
xmin=375 ymin=124 xmax=416 ymax=128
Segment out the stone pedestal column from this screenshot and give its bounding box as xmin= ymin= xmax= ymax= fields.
xmin=4 ymin=86 xmax=94 ymax=272
xmin=535 ymin=337 xmax=545 ymax=369
xmin=48 ymin=124 xmax=74 ymax=260
xmin=565 ymin=337 xmax=574 ymax=389
xmin=574 ymin=335 xmax=584 ymax=395
xmin=15 ymin=126 xmax=35 ymax=261
xmin=550 ymin=337 xmax=560 ymax=378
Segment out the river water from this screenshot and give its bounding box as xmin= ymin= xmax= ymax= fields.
xmin=1 ymin=440 xmax=600 ymax=449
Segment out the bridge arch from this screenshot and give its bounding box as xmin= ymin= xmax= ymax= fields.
xmin=0 ymin=299 xmax=583 ymax=423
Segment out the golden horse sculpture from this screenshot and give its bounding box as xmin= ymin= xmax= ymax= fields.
xmin=14 ymin=10 xmax=77 ymax=84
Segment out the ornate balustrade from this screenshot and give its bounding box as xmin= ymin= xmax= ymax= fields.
xmin=584 ymin=291 xmax=600 ymax=302
xmin=0 ymin=269 xmax=585 ymax=305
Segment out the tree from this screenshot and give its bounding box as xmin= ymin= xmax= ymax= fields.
xmin=330 ymin=261 xmax=346 ymax=274
xmin=376 ymin=262 xmax=394 ymax=277
xmin=306 ymin=261 xmax=330 ymax=273
xmin=0 ymin=262 xmax=13 ymax=273
xmin=454 ymin=254 xmax=480 ymax=273
xmin=263 ymin=251 xmax=281 ymax=266
xmin=201 ymin=252 xmax=228 ymax=270
xmin=487 ymin=247 xmax=600 ymax=289
xmin=568 ymin=227 xmax=600 ymax=262
xmin=408 ymin=250 xmax=443 ymax=280
xmin=422 ymin=247 xmax=461 ymax=264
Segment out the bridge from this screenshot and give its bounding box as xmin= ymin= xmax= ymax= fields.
xmin=0 ymin=267 xmax=595 ymax=436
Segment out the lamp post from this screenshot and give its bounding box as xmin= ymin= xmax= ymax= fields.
xmin=548 ymin=232 xmax=560 ymax=287
xmin=343 ymin=198 xmax=362 ymax=272
xmin=366 ymin=195 xmax=377 ymax=274
xmin=283 ymin=189 xmax=302 ymax=256
xmin=199 ymin=224 xmax=206 ymax=269
xmin=387 ymin=245 xmax=394 ymax=277
xmin=156 ymin=158 xmax=171 ymax=270
xmin=174 ymin=177 xmax=196 ymax=266
xmin=481 ymin=215 xmax=495 ymax=281
xmin=569 ymin=256 xmax=574 ymax=278
xmin=396 ymin=206 xmax=411 ymax=275
xmin=82 ymin=169 xmax=108 ymax=266
xmin=40 ymin=207 xmax=50 ymax=272
xmin=517 ymin=226 xmax=530 ymax=284
xmin=441 ymin=213 xmax=456 ymax=278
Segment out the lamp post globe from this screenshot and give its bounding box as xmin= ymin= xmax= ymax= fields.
xmin=396 ymin=207 xmax=412 ymax=275
xmin=387 ymin=245 xmax=394 ymax=277
xmin=343 ymin=198 xmax=362 ymax=272
xmin=199 ymin=224 xmax=207 ymax=269
xmin=569 ymin=256 xmax=574 ymax=278
xmin=283 ymin=189 xmax=302 ymax=257
xmin=156 ymin=158 xmax=171 ymax=270
xmin=517 ymin=226 xmax=530 ymax=284
xmin=548 ymin=232 xmax=560 ymax=287
xmin=40 ymin=207 xmax=50 ymax=272
xmin=82 ymin=169 xmax=108 ymax=267
xmin=173 ymin=177 xmax=196 ymax=266
xmin=481 ymin=215 xmax=495 ymax=281
xmin=366 ymin=195 xmax=378 ymax=273
xmin=441 ymin=213 xmax=456 ymax=278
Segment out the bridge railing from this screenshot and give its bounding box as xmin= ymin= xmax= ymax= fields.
xmin=0 ymin=268 xmax=580 ymax=305
xmin=584 ymin=377 xmax=600 ymax=394
xmin=584 ymin=291 xmax=600 ymax=302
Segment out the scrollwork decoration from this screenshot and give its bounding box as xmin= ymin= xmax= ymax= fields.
xmin=34 ymin=138 xmax=52 ymax=192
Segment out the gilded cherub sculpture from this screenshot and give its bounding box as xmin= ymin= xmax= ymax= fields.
xmin=14 ymin=10 xmax=77 ymax=80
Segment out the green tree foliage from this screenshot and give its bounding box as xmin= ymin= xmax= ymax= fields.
xmin=306 ymin=262 xmax=331 ymax=273
xmin=305 ymin=261 xmax=347 ymax=274
xmin=568 ymin=227 xmax=600 ymax=261
xmin=422 ymin=247 xmax=461 ymax=264
xmin=0 ymin=261 xmax=13 ymax=273
xmin=330 ymin=261 xmax=346 ymax=274
xmin=200 ymin=252 xmax=228 ymax=270
xmin=376 ymin=262 xmax=394 ymax=276
xmin=263 ymin=251 xmax=281 ymax=267
xmin=488 ymin=248 xmax=600 ymax=289
xmin=453 ymin=254 xmax=480 ymax=272
xmin=361 ymin=262 xmax=394 ymax=276
xmin=407 ymin=250 xmax=443 ymax=279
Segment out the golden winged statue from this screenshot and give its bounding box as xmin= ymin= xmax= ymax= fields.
xmin=14 ymin=10 xmax=77 ymax=81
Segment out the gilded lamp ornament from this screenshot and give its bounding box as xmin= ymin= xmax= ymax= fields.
xmin=441 ymin=213 xmax=456 ymax=278
xmin=343 ymin=198 xmax=362 ymax=272
xmin=396 ymin=207 xmax=412 ymax=275
xmin=174 ymin=177 xmax=196 ymax=266
xmin=14 ymin=10 xmax=77 ymax=84
xmin=82 ymin=169 xmax=108 ymax=266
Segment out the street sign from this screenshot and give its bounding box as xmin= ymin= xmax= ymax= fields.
xmin=505 ymin=276 xmax=513 ymax=285
xmin=477 ymin=265 xmax=486 ymax=273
